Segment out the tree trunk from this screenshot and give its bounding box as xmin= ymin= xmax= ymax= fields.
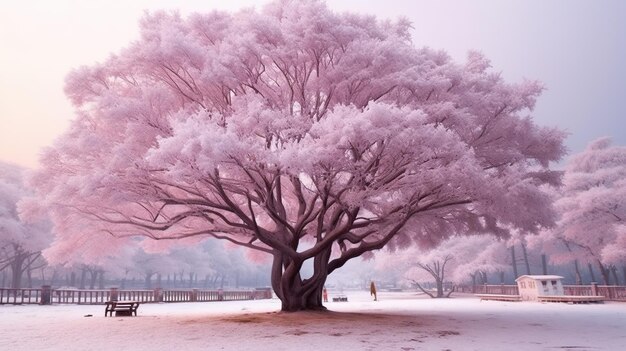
xmin=89 ymin=270 xmax=97 ymax=289
xmin=587 ymin=263 xmax=596 ymax=282
xmin=573 ymin=260 xmax=582 ymax=285
xmin=541 ymin=254 xmax=548 ymax=275
xmin=510 ymin=246 xmax=518 ymax=279
xmin=11 ymin=265 xmax=22 ymax=289
xmin=610 ymin=266 xmax=619 ymax=286
xmin=521 ymin=243 xmax=531 ymax=275
xmin=435 ymin=279 xmax=444 ymax=298
xmin=480 ymin=271 xmax=488 ymax=284
xmin=98 ymin=270 xmax=105 ymax=289
xmin=26 ymin=268 xmax=33 ymax=288
xmin=597 ymin=261 xmax=610 ymax=285
xmin=144 ymin=273 xmax=153 ymax=289
xmin=70 ymin=271 xmax=76 ymax=287
xmin=270 ymin=251 xmax=329 ymax=311
xmin=10 ymin=253 xmax=25 ymax=289
xmin=51 ymin=270 xmax=58 ymax=287
xmin=273 ymin=279 xmax=326 ymax=311
xmin=79 ymin=268 xmax=86 ymax=289
xmin=40 ymin=267 xmax=46 ymax=286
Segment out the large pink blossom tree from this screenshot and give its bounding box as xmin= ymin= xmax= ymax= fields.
xmin=531 ymin=138 xmax=626 ymax=284
xmin=24 ymin=0 xmax=565 ymax=310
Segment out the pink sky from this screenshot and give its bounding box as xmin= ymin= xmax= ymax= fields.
xmin=1 ymin=0 xmax=624 ymax=168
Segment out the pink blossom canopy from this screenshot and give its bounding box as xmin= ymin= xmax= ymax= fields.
xmin=24 ymin=0 xmax=565 ymax=310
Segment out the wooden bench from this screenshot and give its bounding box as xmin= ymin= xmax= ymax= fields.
xmin=332 ymin=295 xmax=348 ymax=302
xmin=475 ymin=294 xmax=521 ymax=302
xmin=105 ymin=301 xmax=140 ymax=317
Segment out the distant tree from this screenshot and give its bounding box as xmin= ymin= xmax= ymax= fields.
xmin=406 ymin=246 xmax=456 ymax=298
xmin=198 ymin=241 xmax=261 ymax=289
xmin=24 ymin=0 xmax=565 ymax=310
xmin=377 ymin=235 xmax=509 ymax=298
xmin=451 ymin=237 xmax=510 ymax=285
xmin=0 ymin=162 xmax=51 ymax=289
xmin=530 ymin=138 xmax=626 ymax=285
xmin=128 ymin=248 xmax=180 ymax=289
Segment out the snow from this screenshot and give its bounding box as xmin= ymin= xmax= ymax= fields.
xmin=1 ymin=291 xmax=624 ymax=351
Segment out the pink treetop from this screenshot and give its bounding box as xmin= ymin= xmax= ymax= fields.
xmin=532 ymin=138 xmax=626 ymax=269
xmin=24 ymin=0 xmax=565 ymax=310
xmin=0 ymin=162 xmax=51 ymax=253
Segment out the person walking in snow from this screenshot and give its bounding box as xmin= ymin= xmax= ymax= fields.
xmin=322 ymin=287 xmax=328 ymax=302
xmin=370 ymin=281 xmax=377 ymax=301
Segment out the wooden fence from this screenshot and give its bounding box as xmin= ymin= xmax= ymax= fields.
xmin=0 ymin=288 xmax=42 ymax=305
xmin=6 ymin=285 xmax=624 ymax=305
xmin=579 ymin=285 xmax=626 ymax=301
xmin=457 ymin=284 xmax=626 ymax=301
xmin=0 ymin=286 xmax=272 ymax=305
xmin=463 ymin=284 xmax=519 ymax=295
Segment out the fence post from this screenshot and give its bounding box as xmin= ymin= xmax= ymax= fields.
xmin=154 ymin=288 xmax=163 ymax=302
xmin=109 ymin=287 xmax=118 ymax=302
xmin=590 ymin=282 xmax=598 ymax=296
xmin=40 ymin=285 xmax=52 ymax=305
xmin=218 ymin=288 xmax=224 ymax=301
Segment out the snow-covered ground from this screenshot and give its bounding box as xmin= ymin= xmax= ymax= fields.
xmin=1 ymin=291 xmax=624 ymax=351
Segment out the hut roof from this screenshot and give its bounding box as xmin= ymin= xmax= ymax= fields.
xmin=515 ymin=275 xmax=564 ymax=282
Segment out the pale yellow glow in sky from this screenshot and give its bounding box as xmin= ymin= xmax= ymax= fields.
xmin=0 ymin=0 xmax=266 ymax=168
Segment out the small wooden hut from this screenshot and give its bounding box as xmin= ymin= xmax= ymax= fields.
xmin=515 ymin=275 xmax=564 ymax=301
